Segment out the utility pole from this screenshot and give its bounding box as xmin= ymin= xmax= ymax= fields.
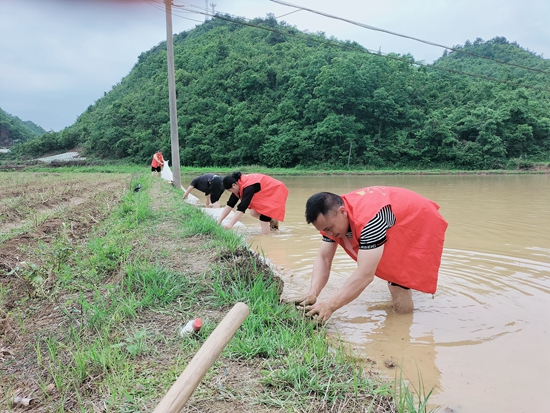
xmin=210 ymin=2 xmax=216 ymax=16
xmin=204 ymin=0 xmax=208 ymax=21
xmin=164 ymin=0 xmax=182 ymax=190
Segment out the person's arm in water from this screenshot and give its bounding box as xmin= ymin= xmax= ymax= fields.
xmin=218 ymin=193 xmax=239 ymax=225
xmin=296 ymin=241 xmax=337 ymax=307
xmin=205 ymin=194 xmax=220 ymax=208
xmin=206 ymin=194 xmax=220 ymax=208
xmin=218 ymin=205 xmax=236 ymax=225
xmin=223 ymin=210 xmax=244 ymax=229
xmin=221 ymin=184 xmax=259 ymax=229
xmin=299 ymin=206 xmax=394 ymax=322
xmin=303 ymin=246 xmax=384 ymax=323
xmin=182 ymin=185 xmax=195 ymax=199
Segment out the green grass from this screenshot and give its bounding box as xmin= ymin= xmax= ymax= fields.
xmin=7 ymin=159 xmax=550 ymax=177
xmin=393 ymin=367 xmax=439 ymax=413
xmin=3 ymin=170 xmax=438 ymax=412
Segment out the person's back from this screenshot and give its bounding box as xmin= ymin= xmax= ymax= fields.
xmin=334 ymin=186 xmax=447 ymax=294
xmin=182 ymin=173 xmax=224 ymax=207
xmin=218 ymin=171 xmax=288 ymax=234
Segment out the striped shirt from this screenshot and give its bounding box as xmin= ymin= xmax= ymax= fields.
xmin=322 ymin=205 xmax=396 ymax=249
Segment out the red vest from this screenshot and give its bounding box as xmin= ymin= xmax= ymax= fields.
xmin=151 ymin=153 xmax=164 ymax=168
xmin=323 ymin=186 xmax=448 ymax=293
xmin=238 ymin=174 xmax=289 ymax=221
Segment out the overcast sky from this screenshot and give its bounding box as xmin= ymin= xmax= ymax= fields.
xmin=1 ymin=0 xmax=549 ymax=132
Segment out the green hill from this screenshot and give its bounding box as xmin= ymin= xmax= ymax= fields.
xmin=12 ymin=17 xmax=550 ymax=169
xmin=435 ymin=37 xmax=549 ymax=87
xmin=0 ymin=108 xmax=46 ymax=148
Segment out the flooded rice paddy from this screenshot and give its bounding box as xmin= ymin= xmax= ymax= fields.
xmin=196 ymin=174 xmax=550 ymax=413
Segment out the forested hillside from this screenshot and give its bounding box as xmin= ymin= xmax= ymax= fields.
xmin=12 ymin=16 xmax=550 ymax=169
xmin=0 ymin=108 xmax=46 ymax=148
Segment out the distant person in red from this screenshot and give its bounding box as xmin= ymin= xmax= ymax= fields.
xmin=295 ymin=187 xmax=448 ymax=323
xmin=151 ymin=150 xmax=164 ymax=177
xmin=218 ymin=171 xmax=289 ymax=234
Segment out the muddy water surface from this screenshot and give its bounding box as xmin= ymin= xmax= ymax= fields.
xmin=234 ymin=174 xmax=550 ymax=413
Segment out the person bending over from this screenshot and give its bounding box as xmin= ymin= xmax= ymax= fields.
xmin=217 ymin=171 xmax=288 ymax=234
xmin=182 ymin=173 xmax=224 ymax=207
xmin=295 ymin=187 xmax=448 ymax=323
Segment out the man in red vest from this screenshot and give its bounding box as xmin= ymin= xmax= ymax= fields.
xmin=298 ymin=187 xmax=448 ymax=323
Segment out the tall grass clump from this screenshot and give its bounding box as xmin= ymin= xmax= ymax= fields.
xmin=170 ymin=195 xmax=246 ymax=253
xmin=122 ymin=263 xmax=200 ymax=308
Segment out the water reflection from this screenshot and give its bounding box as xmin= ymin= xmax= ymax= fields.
xmin=194 ymin=174 xmax=550 ymax=413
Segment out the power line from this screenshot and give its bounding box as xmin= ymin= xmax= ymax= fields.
xmin=142 ymin=0 xmax=204 ymax=23
xmin=140 ymin=1 xmax=550 ymax=93
xmin=206 ymin=13 xmax=550 ymax=93
xmin=270 ymin=0 xmax=550 ymax=76
xmin=276 ymin=9 xmax=302 ymax=19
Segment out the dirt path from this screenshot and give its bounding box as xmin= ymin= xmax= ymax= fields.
xmin=0 ymin=175 xmax=279 ymax=412
xmin=36 ymin=151 xmax=86 ymax=163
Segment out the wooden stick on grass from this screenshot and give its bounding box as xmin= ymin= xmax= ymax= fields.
xmin=153 ymin=302 xmax=250 ymax=413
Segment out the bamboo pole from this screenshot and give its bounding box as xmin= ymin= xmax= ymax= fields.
xmin=153 ymin=302 xmax=250 ymax=413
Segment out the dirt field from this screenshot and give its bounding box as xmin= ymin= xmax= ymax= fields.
xmin=0 ymin=172 xmax=131 ymax=410
xmin=0 ymin=172 xmax=286 ymax=412
xmin=0 ymin=172 xmax=130 ymax=277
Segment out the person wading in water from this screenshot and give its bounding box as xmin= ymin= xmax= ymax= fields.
xmin=294 ymin=187 xmax=448 ymax=323
xmin=217 ymin=171 xmax=289 ymax=234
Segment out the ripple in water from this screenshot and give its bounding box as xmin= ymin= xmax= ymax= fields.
xmin=321 ymin=248 xmax=550 ymax=413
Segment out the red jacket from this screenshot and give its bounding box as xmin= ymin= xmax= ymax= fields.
xmin=238 ymin=174 xmax=289 ymax=222
xmin=151 ymin=152 xmax=164 ymax=168
xmin=322 ymin=186 xmax=448 ymax=293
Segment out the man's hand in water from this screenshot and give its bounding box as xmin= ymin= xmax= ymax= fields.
xmin=283 ymin=294 xmax=333 ymax=324
xmin=303 ymin=301 xmax=333 ymax=324
xmin=282 ymin=293 xmax=317 ymax=309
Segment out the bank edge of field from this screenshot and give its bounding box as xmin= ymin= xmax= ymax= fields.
xmin=1 ymin=152 xmax=550 ymax=176
xmin=1 ymin=172 xmax=415 ymax=413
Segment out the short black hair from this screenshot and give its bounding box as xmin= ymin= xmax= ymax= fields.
xmin=305 ymin=192 xmax=344 ymax=224
xmin=223 ymin=171 xmax=242 ymax=190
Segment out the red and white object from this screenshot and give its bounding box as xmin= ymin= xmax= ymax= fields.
xmin=179 ymin=318 xmax=202 ymax=336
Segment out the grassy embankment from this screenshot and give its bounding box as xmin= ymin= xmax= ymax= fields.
xmin=0 ymin=170 xmax=435 ymax=412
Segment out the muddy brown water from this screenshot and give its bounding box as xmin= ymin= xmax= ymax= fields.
xmin=193 ymin=174 xmax=550 ymax=413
